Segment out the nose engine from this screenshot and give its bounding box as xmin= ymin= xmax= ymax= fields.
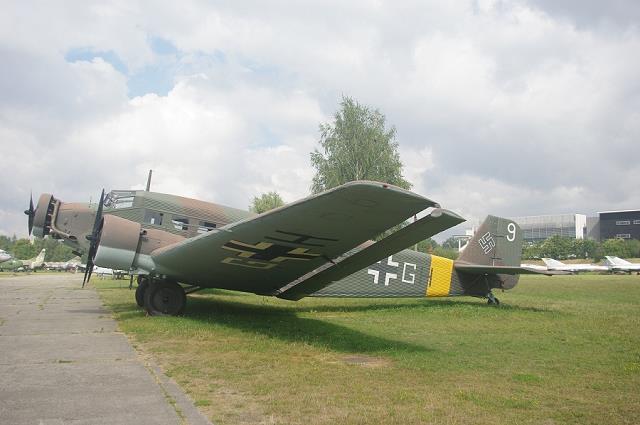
xmin=32 ymin=194 xmax=56 ymax=238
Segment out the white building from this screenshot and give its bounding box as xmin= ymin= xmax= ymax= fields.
xmin=511 ymin=214 xmax=587 ymax=243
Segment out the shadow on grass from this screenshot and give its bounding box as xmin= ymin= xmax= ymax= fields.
xmin=185 ymin=297 xmax=434 ymax=355
xmin=291 ymin=298 xmax=552 ymax=314
xmin=102 ymin=288 xmax=551 ymax=355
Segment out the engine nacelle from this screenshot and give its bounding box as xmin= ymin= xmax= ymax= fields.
xmin=32 ymin=193 xmax=55 ymax=238
xmin=94 ymin=215 xmax=141 ymax=271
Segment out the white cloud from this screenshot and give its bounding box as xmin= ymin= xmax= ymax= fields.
xmin=0 ymin=0 xmax=639 ymax=239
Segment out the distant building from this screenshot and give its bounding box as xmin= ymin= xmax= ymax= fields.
xmin=510 ymin=214 xmax=587 ymax=243
xmin=598 ymin=210 xmax=640 ymax=241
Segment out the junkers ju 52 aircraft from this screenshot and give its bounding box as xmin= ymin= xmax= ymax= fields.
xmin=25 ymin=181 xmax=554 ymax=315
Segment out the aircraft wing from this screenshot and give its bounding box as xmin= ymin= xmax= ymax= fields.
xmin=151 ymin=181 xmax=443 ymax=295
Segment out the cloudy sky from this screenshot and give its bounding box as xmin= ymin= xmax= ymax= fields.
xmin=1 ymin=0 xmax=639 ymax=240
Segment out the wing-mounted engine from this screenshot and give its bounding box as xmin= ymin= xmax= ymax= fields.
xmin=93 ymin=215 xmax=142 ymax=272
xmin=91 ymin=214 xmax=185 ymax=275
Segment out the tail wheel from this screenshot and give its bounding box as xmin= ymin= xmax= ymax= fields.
xmin=135 ymin=276 xmax=149 ymax=307
xmin=143 ymin=280 xmax=186 ymax=316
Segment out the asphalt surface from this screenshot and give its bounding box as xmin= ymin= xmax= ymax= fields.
xmin=0 ymin=274 xmax=213 ymax=425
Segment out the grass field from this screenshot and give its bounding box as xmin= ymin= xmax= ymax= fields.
xmin=95 ymin=275 xmax=640 ymax=425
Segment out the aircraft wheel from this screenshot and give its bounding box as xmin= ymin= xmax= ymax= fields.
xmin=135 ymin=277 xmax=149 ymax=307
xmin=487 ymin=296 xmax=500 ymax=306
xmin=144 ymin=280 xmax=186 ymax=316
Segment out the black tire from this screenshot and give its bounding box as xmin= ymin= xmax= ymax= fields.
xmin=135 ymin=277 xmax=149 ymax=307
xmin=143 ymin=280 xmax=186 ymax=316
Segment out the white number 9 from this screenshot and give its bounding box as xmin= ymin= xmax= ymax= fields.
xmin=507 ymin=222 xmax=516 ymax=242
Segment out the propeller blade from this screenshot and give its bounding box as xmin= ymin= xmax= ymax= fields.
xmin=82 ymin=262 xmax=91 ymax=287
xmin=82 ymin=189 xmax=105 ymax=288
xmin=24 ymin=192 xmax=36 ymax=236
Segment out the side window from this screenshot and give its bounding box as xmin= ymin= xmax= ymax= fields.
xmin=144 ymin=211 xmax=164 ymax=226
xmin=172 ymin=217 xmax=189 ymax=231
xmin=197 ymin=221 xmax=217 ymax=234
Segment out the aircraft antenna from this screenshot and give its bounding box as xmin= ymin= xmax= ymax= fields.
xmin=146 ymin=169 xmax=153 ymax=192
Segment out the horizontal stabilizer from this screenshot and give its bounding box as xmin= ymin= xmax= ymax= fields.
xmin=455 ymin=264 xmax=569 ymax=276
xmin=276 ymin=209 xmax=465 ymax=300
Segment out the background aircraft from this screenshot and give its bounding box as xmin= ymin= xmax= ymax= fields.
xmin=0 ymin=249 xmax=11 ymax=263
xmin=45 ymin=256 xmax=83 ymax=272
xmin=604 ymin=256 xmax=640 ymax=274
xmin=541 ymin=258 xmax=608 ymax=273
xmin=0 ymin=249 xmax=46 ymax=272
xmin=26 ymin=181 xmax=555 ymax=315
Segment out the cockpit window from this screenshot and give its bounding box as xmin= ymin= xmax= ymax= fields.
xmin=172 ymin=217 xmax=189 ymax=231
xmin=105 ymin=190 xmax=136 ymax=208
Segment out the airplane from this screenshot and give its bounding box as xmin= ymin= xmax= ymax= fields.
xmin=541 ymin=258 xmax=608 ymax=273
xmin=0 ymin=248 xmax=46 ymax=272
xmin=0 ymin=249 xmax=11 ymax=263
xmin=603 ymin=256 xmax=640 ymax=274
xmin=45 ymin=256 xmax=83 ymax=272
xmin=25 ymin=181 xmax=559 ymax=315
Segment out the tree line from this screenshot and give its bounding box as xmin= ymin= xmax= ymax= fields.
xmin=522 ymin=235 xmax=640 ymax=261
xmin=0 ymin=235 xmax=75 ymax=262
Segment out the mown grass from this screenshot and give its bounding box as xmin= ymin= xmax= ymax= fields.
xmin=95 ymin=275 xmax=640 ymax=425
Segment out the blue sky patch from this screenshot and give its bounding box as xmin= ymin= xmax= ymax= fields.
xmin=65 ymin=48 xmax=128 ymax=74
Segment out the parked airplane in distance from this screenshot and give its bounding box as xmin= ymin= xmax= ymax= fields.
xmin=519 ymin=263 xmax=548 ymax=271
xmin=0 ymin=249 xmax=11 ymax=263
xmin=0 ymin=249 xmax=46 ymax=272
xmin=603 ymin=256 xmax=640 ymax=274
xmin=541 ymin=258 xmax=608 ymax=273
xmin=45 ymin=256 xmax=83 ymax=272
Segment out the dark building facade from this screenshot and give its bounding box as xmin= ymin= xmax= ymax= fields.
xmin=599 ymin=210 xmax=640 ymax=241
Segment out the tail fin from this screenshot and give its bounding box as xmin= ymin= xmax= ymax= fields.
xmin=455 ymin=216 xmax=525 ymax=292
xmin=542 ymin=258 xmax=565 ymax=268
xmin=605 ymin=256 xmax=630 ymax=266
xmin=458 ymin=215 xmax=523 ymax=267
xmin=35 ymin=249 xmax=46 ymax=263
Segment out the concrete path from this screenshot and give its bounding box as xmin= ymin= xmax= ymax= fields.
xmin=0 ymin=274 xmax=212 ymax=425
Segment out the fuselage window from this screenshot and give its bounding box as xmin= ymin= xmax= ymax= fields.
xmin=172 ymin=217 xmax=189 ymax=231
xmin=144 ymin=211 xmax=164 ymax=226
xmin=197 ymin=221 xmax=216 ymax=234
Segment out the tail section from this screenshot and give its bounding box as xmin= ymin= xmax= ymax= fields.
xmin=458 ymin=216 xmax=523 ymax=267
xmin=454 ymin=216 xmax=525 ymax=293
xmin=35 ymin=249 xmax=46 ymax=264
xmin=605 ymin=256 xmax=630 ymax=266
xmin=542 ymin=258 xmax=565 ymax=268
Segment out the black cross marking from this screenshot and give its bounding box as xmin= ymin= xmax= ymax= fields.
xmin=264 ymin=230 xmax=338 ymax=247
xmin=222 ymin=240 xmax=320 ymax=263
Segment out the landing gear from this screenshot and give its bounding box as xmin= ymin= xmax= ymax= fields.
xmin=143 ymin=279 xmax=186 ymax=316
xmin=135 ymin=276 xmax=149 ymax=307
xmin=486 ymin=292 xmax=500 ymax=306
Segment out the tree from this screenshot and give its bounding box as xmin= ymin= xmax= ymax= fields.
xmin=310 ymin=96 xmax=411 ymax=193
xmin=250 ymin=191 xmax=285 ymax=214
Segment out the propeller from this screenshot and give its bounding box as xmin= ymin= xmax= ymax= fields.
xmin=83 ymin=189 xmax=105 ymax=287
xmin=24 ymin=192 xmax=35 ymax=236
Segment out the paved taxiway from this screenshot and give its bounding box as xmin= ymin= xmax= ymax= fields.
xmin=0 ymin=274 xmax=212 ymax=425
